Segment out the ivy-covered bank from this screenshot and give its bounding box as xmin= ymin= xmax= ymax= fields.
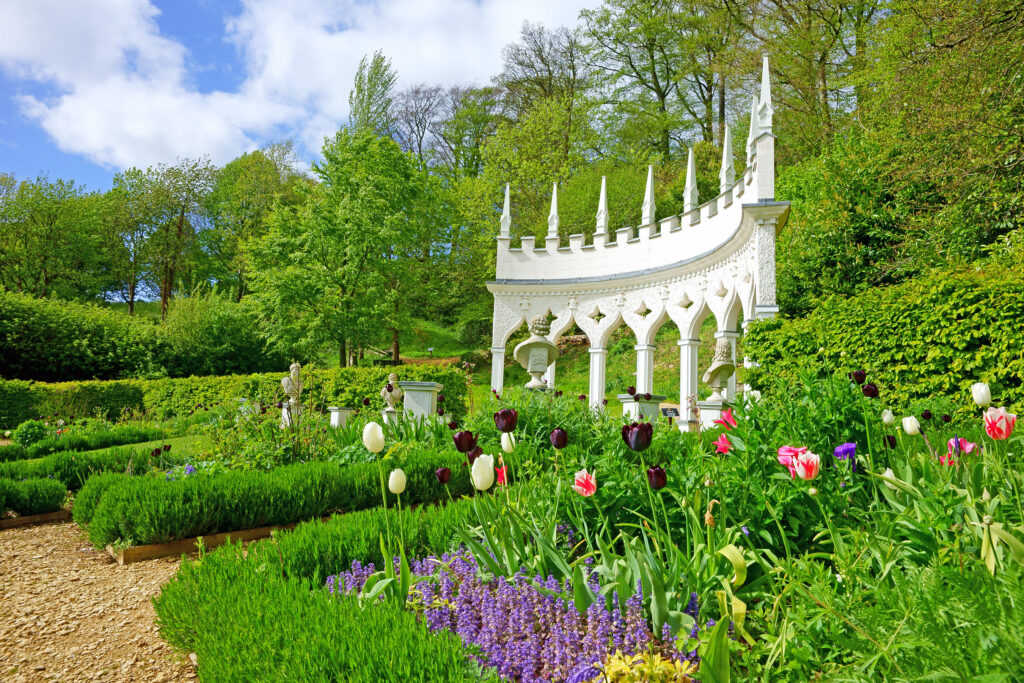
xmin=745 ymin=267 xmax=1024 ymax=416
xmin=0 ymin=364 xmax=468 ymax=429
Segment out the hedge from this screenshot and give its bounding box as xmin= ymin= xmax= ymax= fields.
xmin=0 ymin=425 xmax=167 ymax=462
xmin=0 ymin=477 xmax=67 ymax=516
xmin=745 ymin=267 xmax=1024 ymax=415
xmin=154 ymin=543 xmax=475 ymax=682
xmin=72 ymin=472 xmax=130 ymax=526
xmin=84 ymin=450 xmax=473 ymax=548
xmin=0 ymin=364 xmax=468 ymax=429
xmin=0 ymin=446 xmax=182 ymax=491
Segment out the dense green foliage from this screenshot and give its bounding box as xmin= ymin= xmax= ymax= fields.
xmin=85 ymin=450 xmax=472 ymax=547
xmin=10 ymin=419 xmax=49 ymax=447
xmin=0 ymin=363 xmax=467 ymax=428
xmin=0 ymin=445 xmax=181 ymax=491
xmin=72 ymin=472 xmax=130 ymax=526
xmin=0 ymin=476 xmax=67 ymax=516
xmin=745 ymin=267 xmax=1024 ymax=414
xmin=0 ymin=424 xmax=167 ymax=462
xmin=155 ymin=542 xmax=475 ymax=682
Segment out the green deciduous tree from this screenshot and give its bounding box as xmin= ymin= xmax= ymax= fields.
xmin=349 ymin=50 xmax=398 ymax=137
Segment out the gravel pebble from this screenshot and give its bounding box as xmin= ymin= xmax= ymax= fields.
xmin=0 ymin=521 xmax=194 ymax=682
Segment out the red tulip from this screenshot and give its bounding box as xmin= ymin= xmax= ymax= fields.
xmin=712 ymin=408 xmax=737 ymax=430
xmin=984 ymin=407 xmax=1017 ymax=440
xmin=713 ymin=433 xmax=732 ymax=454
xmin=572 ymin=469 xmax=597 ymax=497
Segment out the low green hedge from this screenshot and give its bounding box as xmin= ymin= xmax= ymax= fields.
xmin=0 ymin=477 xmax=67 ymax=516
xmin=0 ymin=446 xmax=181 ymax=491
xmin=0 ymin=425 xmax=167 ymax=462
xmin=72 ymin=472 xmax=130 ymax=526
xmin=0 ymin=364 xmax=468 ymax=429
xmin=85 ymin=451 xmax=472 ymax=548
xmin=155 ymin=542 xmax=475 ymax=682
xmin=745 ymin=267 xmax=1024 ymax=415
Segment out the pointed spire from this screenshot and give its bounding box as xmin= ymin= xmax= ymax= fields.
xmin=547 ymin=182 xmax=559 ymax=238
xmin=746 ymin=93 xmax=759 ymax=160
xmin=758 ymin=54 xmax=773 ymax=135
xmin=641 ymin=165 xmax=656 ymax=225
xmin=499 ymin=183 xmax=511 ymax=237
xmin=719 ymin=127 xmax=735 ymax=193
xmin=595 ymin=176 xmax=608 ymax=235
xmin=684 ymin=147 xmax=698 ymax=215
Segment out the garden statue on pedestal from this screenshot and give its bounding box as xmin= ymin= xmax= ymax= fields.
xmin=513 ymin=315 xmax=559 ymax=390
xmin=698 ymin=338 xmax=735 ymax=428
xmin=381 ymin=372 xmax=403 ymax=425
xmin=281 ymin=362 xmax=303 ymax=427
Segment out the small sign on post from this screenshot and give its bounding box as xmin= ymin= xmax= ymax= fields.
xmin=661 ymin=407 xmax=680 ymax=426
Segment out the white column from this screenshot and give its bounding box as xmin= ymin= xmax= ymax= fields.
xmin=544 ymin=359 xmax=556 ymax=389
xmin=678 ymin=339 xmax=700 ymax=409
xmin=715 ymin=331 xmax=740 ymax=400
xmin=755 ymin=218 xmax=779 ymax=318
xmin=635 ymin=344 xmax=656 ymax=394
xmin=588 ymin=348 xmax=607 ymax=411
xmin=490 ymin=346 xmax=505 ymax=394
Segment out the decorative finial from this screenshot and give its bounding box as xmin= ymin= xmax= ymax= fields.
xmin=684 ymin=147 xmax=698 ymax=216
xmin=758 ymin=55 xmax=773 ymax=135
xmin=719 ymin=127 xmax=735 ymax=193
xmin=641 ymin=165 xmax=656 ymax=226
xmin=746 ymin=93 xmax=759 ymax=160
xmin=499 ymin=183 xmax=511 ymax=237
xmin=547 ymin=182 xmax=559 ymax=238
xmin=595 ymin=176 xmax=608 ymax=235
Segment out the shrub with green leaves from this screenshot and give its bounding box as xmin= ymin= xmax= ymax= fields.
xmin=0 ymin=445 xmax=181 ymax=491
xmin=0 ymin=424 xmax=168 ymax=463
xmin=72 ymin=472 xmax=130 ymax=526
xmin=0 ymin=477 xmax=67 ymax=515
xmin=11 ymin=419 xmax=49 ymax=447
xmin=154 ymin=542 xmax=476 ymax=682
xmin=86 ymin=450 xmax=471 ymax=548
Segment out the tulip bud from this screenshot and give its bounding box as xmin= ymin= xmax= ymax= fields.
xmin=435 ymin=467 xmax=451 ymax=484
xmin=881 ymin=468 xmax=897 ymax=490
xmin=471 ymin=454 xmax=495 ymax=490
xmin=862 ymin=383 xmax=879 ymax=399
xmin=971 ymin=382 xmax=991 ymax=408
xmin=849 ymin=369 xmax=866 ymax=385
xmin=362 ymin=422 xmax=385 ymax=453
xmin=881 ymin=409 xmax=895 ymax=426
xmin=501 ymin=432 xmax=516 ymax=453
xmin=646 ymin=465 xmax=667 ymax=490
xmin=388 ymin=468 xmax=406 ymax=495
xmin=550 ymin=428 xmax=568 ymax=450
xmin=902 ymin=416 xmax=921 ymax=436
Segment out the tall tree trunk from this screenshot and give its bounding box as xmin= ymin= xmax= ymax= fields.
xmin=128 ymin=280 xmax=136 ymax=315
xmin=391 ymin=328 xmax=400 ymax=363
xmin=236 ymin=271 xmax=244 ymax=302
xmin=339 ymin=339 xmax=347 ymax=368
xmin=717 ymin=72 xmax=726 ymax=146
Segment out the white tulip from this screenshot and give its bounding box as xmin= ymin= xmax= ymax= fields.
xmin=501 ymin=432 xmax=516 ymax=453
xmin=882 ymin=468 xmax=897 ymax=490
xmin=901 ymin=416 xmax=920 ymax=436
xmin=388 ymin=468 xmax=407 ymax=495
xmin=471 ymin=454 xmax=495 ymax=491
xmin=971 ymin=382 xmax=991 ymax=408
xmin=3 ymin=430 xmax=10 ymax=438
xmin=881 ymin=409 xmax=895 ymax=426
xmin=362 ymin=422 xmax=385 ymax=453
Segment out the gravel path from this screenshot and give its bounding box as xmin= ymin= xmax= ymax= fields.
xmin=0 ymin=521 xmax=195 ymax=682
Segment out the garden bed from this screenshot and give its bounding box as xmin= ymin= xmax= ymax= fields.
xmin=0 ymin=508 xmax=72 ymax=530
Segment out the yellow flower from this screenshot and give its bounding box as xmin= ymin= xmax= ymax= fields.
xmin=601 ymin=650 xmax=697 ymax=682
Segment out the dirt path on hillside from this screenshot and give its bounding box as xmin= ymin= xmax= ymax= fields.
xmin=0 ymin=521 xmax=194 ymax=682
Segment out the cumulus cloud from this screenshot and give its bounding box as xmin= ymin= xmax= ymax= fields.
xmin=0 ymin=0 xmax=595 ymax=170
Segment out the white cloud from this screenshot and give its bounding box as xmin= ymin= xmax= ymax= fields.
xmin=0 ymin=0 xmax=595 ymax=171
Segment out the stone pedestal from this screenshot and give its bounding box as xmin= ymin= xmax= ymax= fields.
xmin=697 ymin=400 xmax=728 ymax=429
xmin=618 ymin=394 xmax=666 ymax=421
xmin=281 ymin=398 xmax=302 ymax=428
xmin=398 ymin=381 xmax=443 ymax=420
xmin=328 ymin=407 xmax=354 ymax=429
xmin=382 ymin=407 xmax=401 ymax=426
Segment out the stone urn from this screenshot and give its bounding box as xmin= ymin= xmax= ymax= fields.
xmin=380 ymin=372 xmax=403 ymax=425
xmin=280 ymin=362 xmax=303 ymax=427
xmin=513 ymin=315 xmax=559 ymax=390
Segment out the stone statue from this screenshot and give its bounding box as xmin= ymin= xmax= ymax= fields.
xmin=702 ymin=338 xmax=735 ymax=403
xmin=280 ymin=362 xmax=303 ymax=427
xmin=513 ymin=315 xmax=560 ymax=390
xmin=380 ymin=372 xmax=403 ymax=411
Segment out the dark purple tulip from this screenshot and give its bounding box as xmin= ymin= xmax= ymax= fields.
xmin=622 ymin=422 xmax=654 ymax=452
xmin=151 ymin=448 xmax=161 ymax=457
xmin=643 ymin=392 xmax=652 ymax=401
xmin=921 ymin=409 xmax=933 ymax=421
xmin=467 ymin=446 xmax=483 ymax=464
xmin=362 ymin=397 xmax=371 ymax=407
xmin=275 ymin=401 xmax=284 ymax=409
xmin=862 ymin=383 xmax=879 ymax=399
xmin=647 ymin=465 xmax=667 ymax=490
xmin=448 ymin=420 xmax=458 ymax=430
xmin=550 ymin=428 xmax=568 ymax=450
xmin=162 ymin=444 xmax=171 ymax=452
xmin=555 ymin=390 xmax=563 ymax=398
xmin=884 ymin=434 xmax=897 ymax=449
xmin=602 ymin=399 xmax=608 ymax=406
xmin=437 ymin=407 xmax=445 ymax=416
xmin=385 ymin=383 xmax=394 ymax=393
xmin=850 ymin=370 xmax=867 ymax=385
xmin=438 ymin=394 xmax=445 ymax=403
xmin=578 ymin=394 xmax=587 ymax=401
xmin=627 ymin=386 xmax=636 ymax=396
xmin=435 ymin=467 xmax=451 ymax=484
xmin=494 ymin=408 xmax=518 ymax=433
xmin=942 ymin=414 xmax=951 ymax=423
xmin=453 ymin=430 xmax=478 ymax=454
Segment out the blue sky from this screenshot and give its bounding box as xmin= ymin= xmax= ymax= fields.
xmin=0 ymin=0 xmax=593 ymax=192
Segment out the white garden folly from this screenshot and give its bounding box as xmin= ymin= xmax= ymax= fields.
xmin=487 ymin=57 xmax=789 ymax=426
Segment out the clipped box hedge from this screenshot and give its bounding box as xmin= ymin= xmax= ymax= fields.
xmin=745 ymin=267 xmax=1024 ymax=415
xmin=0 ymin=425 xmax=167 ymax=463
xmin=0 ymin=364 xmax=468 ymax=429
xmin=0 ymin=446 xmax=182 ymax=491
xmin=84 ymin=450 xmax=473 ymax=548
xmin=0 ymin=477 xmax=67 ymax=516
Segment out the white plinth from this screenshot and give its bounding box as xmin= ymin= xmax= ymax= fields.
xmin=617 ymin=394 xmax=666 ymax=421
xmin=382 ymin=407 xmax=401 ymax=426
xmin=397 ymin=381 xmax=443 ymax=420
xmin=697 ymin=400 xmax=727 ymax=429
xmin=281 ymin=399 xmax=302 ymax=428
xmin=328 ymin=406 xmax=354 ymax=429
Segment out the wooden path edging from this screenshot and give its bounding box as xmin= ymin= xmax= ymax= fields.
xmin=0 ymin=509 xmax=72 ymax=530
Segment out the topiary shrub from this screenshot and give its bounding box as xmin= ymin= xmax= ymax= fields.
xmin=0 ymin=477 xmax=67 ymax=515
xmin=12 ymin=419 xmax=49 ymax=447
